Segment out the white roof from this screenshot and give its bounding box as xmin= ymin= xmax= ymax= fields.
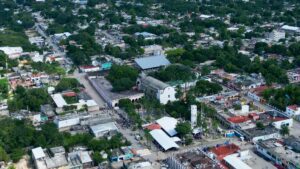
xmin=224 ymin=155 xmax=252 ymax=169
xmin=281 ymin=25 xmax=299 ymax=31
xmin=156 ymin=116 xmax=178 ymax=136
xmin=51 ymin=94 xmax=67 ymax=108
xmin=0 ymin=47 xmax=23 ymax=55
xmin=85 ymin=100 xmax=98 ymax=107
xmin=32 ymin=147 xmax=46 ymax=160
xmin=90 ymin=122 xmax=118 ymax=135
xmin=150 ymin=129 xmax=179 ymax=151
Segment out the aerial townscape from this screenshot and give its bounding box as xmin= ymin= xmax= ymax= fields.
xmin=2 ymin=0 xmax=300 ymax=169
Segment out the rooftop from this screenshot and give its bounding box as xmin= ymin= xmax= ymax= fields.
xmin=150 ymin=129 xmax=179 ymax=151
xmin=156 ymin=116 xmax=178 ymax=136
xmin=257 ymin=138 xmax=300 ymax=167
xmin=210 ymin=144 xmax=240 ymax=160
xmin=134 ymin=55 xmax=170 ymax=70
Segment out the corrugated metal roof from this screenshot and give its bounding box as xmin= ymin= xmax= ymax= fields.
xmin=150 ymin=129 xmax=179 ymax=151
xmin=156 ymin=116 xmax=178 ymax=136
xmin=134 ymin=55 xmax=170 ymax=70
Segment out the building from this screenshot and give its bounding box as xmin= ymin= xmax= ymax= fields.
xmin=134 ymin=32 xmax=158 ymax=40
xmin=149 ymin=129 xmax=179 ymax=151
xmin=110 ymin=146 xmax=134 ymax=162
xmin=223 ymin=151 xmax=252 ymax=169
xmin=134 ymin=55 xmax=170 ymax=71
xmin=285 ymin=105 xmax=300 ymax=117
xmin=0 ymin=47 xmax=23 ymax=59
xmin=166 ymin=150 xmax=222 ymax=169
xmin=68 ymin=151 xmax=93 ymax=169
xmin=281 ymin=25 xmax=300 ymax=34
xmin=210 ymin=144 xmax=240 ymax=160
xmin=51 ymin=93 xmax=99 ymax=113
xmin=267 ymin=30 xmax=285 ymax=42
xmin=247 ymin=85 xmax=269 ymax=102
xmin=88 ymin=76 xmax=144 ymax=107
xmin=32 ymin=147 xmax=68 ymax=169
xmin=89 ymin=122 xmax=118 ymax=138
xmin=137 ymin=74 xmax=176 ymax=104
xmin=80 ymin=66 xmax=100 ymax=73
xmin=238 ymin=125 xmax=280 ymax=142
xmin=142 ymin=45 xmax=163 ymax=56
xmin=256 ymin=138 xmax=300 ymax=169
xmin=156 ymin=116 xmax=178 ymax=136
xmin=29 ymin=36 xmax=45 ymax=47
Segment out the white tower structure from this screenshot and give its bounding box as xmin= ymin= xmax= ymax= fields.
xmin=191 ymin=105 xmax=197 ymax=128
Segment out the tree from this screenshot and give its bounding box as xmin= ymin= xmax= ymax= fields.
xmin=280 ymin=125 xmax=290 ymax=137
xmin=0 ymin=146 xmax=9 ymax=163
xmin=256 ymin=122 xmax=265 ymax=130
xmin=92 ymin=152 xmax=104 ymax=165
xmin=175 ymin=122 xmax=192 ymax=137
xmin=107 ymin=65 xmax=138 ymax=92
xmin=55 ymin=78 xmax=80 ymax=92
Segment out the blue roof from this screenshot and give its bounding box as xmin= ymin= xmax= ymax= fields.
xmin=134 ymin=55 xmax=171 ymax=70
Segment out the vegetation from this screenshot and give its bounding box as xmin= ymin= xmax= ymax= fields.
xmin=0 ymin=30 xmax=38 ymax=52
xmin=107 ymin=65 xmax=139 ymax=92
xmin=175 ymin=122 xmax=192 ymax=137
xmin=8 ymin=86 xmax=50 ymax=112
xmin=150 ymin=65 xmax=195 ymax=82
xmin=0 ymin=118 xmax=129 ymax=163
xmin=0 ymin=78 xmax=9 ymax=100
xmin=192 ymin=80 xmax=222 ymax=96
xmin=31 ymin=62 xmax=65 ymax=75
xmin=55 ymin=78 xmax=80 ymax=92
xmin=262 ymin=85 xmax=300 ymax=110
xmin=119 ymin=99 xmax=142 ymax=127
xmin=280 ymin=125 xmax=290 ymax=137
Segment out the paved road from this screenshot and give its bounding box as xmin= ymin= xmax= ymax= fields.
xmin=72 ymin=70 xmax=106 ymax=108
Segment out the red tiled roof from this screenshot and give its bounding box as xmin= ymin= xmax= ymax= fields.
xmin=144 ymin=124 xmax=161 ymax=130
xmin=287 ymin=105 xmax=298 ymax=111
xmin=62 ymin=91 xmax=77 ymax=97
xmin=253 ymin=85 xmax=269 ymax=95
xmin=211 ymin=144 xmax=240 ymax=160
xmin=80 ymin=65 xmax=98 ymax=69
xmin=227 ymin=116 xmax=249 ymax=124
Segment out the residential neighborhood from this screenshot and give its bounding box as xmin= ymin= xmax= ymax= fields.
xmin=1 ymin=0 xmax=300 ymax=169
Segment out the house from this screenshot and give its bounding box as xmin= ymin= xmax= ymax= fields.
xmin=80 ymin=66 xmax=100 ymax=73
xmin=247 ymin=85 xmax=269 ymax=102
xmin=285 ymin=105 xmax=300 ymax=117
xmin=137 ymin=74 xmax=176 ymax=104
xmin=68 ymin=151 xmax=93 ymax=168
xmin=142 ymin=45 xmax=163 ymax=56
xmin=134 ymin=55 xmax=170 ymax=71
xmin=110 ymin=147 xmax=134 ymax=162
xmin=255 ymin=138 xmax=300 ymax=169
xmin=266 ymin=30 xmax=285 ymax=42
xmin=210 ymin=143 xmax=240 ymax=161
xmin=31 ymin=147 xmax=68 ymax=169
xmin=52 ymin=32 xmax=71 ymax=44
xmin=0 ymin=47 xmax=23 ymax=59
xmin=134 ymin=32 xmax=158 ymax=40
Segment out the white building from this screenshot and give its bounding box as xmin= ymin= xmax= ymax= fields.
xmin=272 ymin=118 xmax=293 ymax=129
xmin=285 ymin=105 xmax=300 ymax=117
xmin=281 ymin=25 xmax=300 ymax=34
xmin=142 ymin=45 xmax=163 ymax=56
xmin=137 ymin=74 xmax=176 ymax=104
xmin=0 ymin=47 xmax=23 ymax=59
xmin=156 ymin=116 xmax=178 ymax=136
xmin=267 ymin=30 xmax=285 ymax=42
xmin=90 ymin=122 xmax=118 ymax=138
xmin=79 ymin=65 xmax=100 ymax=73
xmin=51 ymin=93 xmax=99 ymax=113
